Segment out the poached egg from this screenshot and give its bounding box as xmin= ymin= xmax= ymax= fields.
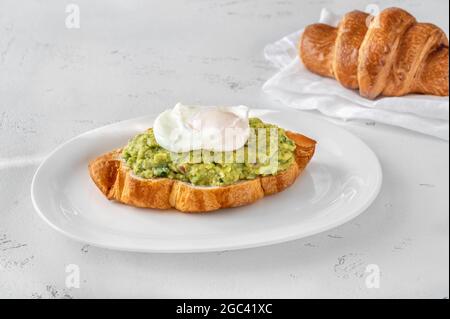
xmin=153 ymin=103 xmax=250 ymax=152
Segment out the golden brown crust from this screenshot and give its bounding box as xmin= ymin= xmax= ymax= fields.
xmin=299 ymin=7 xmax=449 ymax=99
xmin=89 ymin=131 xmax=316 ymax=213
xmin=413 ymin=35 xmax=449 ymax=96
xmin=116 ymin=172 xmax=175 ymax=209
xmin=169 ymin=179 xmax=265 ymax=213
xmin=260 ymin=162 xmax=299 ymax=196
xmin=358 ymin=8 xmax=417 ymax=99
xmin=334 ymin=11 xmax=370 ymax=89
xmin=88 ymin=149 xmax=122 ymax=197
xmin=300 ymin=23 xmax=337 ymax=78
xmin=383 ymin=23 xmax=448 ymax=96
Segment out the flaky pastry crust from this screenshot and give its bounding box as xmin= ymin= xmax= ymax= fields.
xmin=299 ymin=7 xmax=449 ymax=99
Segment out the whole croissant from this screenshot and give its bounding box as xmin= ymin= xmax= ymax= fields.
xmin=299 ymin=7 xmax=449 ymax=99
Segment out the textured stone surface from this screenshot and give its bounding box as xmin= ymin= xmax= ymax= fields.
xmin=0 ymin=0 xmax=448 ymax=298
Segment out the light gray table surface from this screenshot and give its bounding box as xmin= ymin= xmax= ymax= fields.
xmin=0 ymin=0 xmax=448 ymax=298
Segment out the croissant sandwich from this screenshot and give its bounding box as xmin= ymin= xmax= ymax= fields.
xmin=89 ymin=131 xmax=315 ymax=213
xmin=89 ymin=105 xmax=316 ymax=213
xmin=299 ymin=7 xmax=449 ymax=99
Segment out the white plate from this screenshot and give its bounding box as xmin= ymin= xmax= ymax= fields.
xmin=31 ymin=110 xmax=382 ymax=253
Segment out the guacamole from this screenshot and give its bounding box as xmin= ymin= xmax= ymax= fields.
xmin=122 ymin=118 xmax=296 ymax=186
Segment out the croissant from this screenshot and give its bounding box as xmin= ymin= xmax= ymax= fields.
xmin=299 ymin=7 xmax=449 ymax=99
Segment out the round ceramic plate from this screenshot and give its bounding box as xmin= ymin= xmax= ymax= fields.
xmin=31 ymin=109 xmax=382 ymax=253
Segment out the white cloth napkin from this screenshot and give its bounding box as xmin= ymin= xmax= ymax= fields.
xmin=262 ymin=8 xmax=449 ymax=140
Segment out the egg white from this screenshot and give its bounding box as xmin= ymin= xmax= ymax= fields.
xmin=153 ymin=103 xmax=250 ymax=153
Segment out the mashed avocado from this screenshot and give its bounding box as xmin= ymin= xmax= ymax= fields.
xmin=122 ymin=118 xmax=296 ymax=186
